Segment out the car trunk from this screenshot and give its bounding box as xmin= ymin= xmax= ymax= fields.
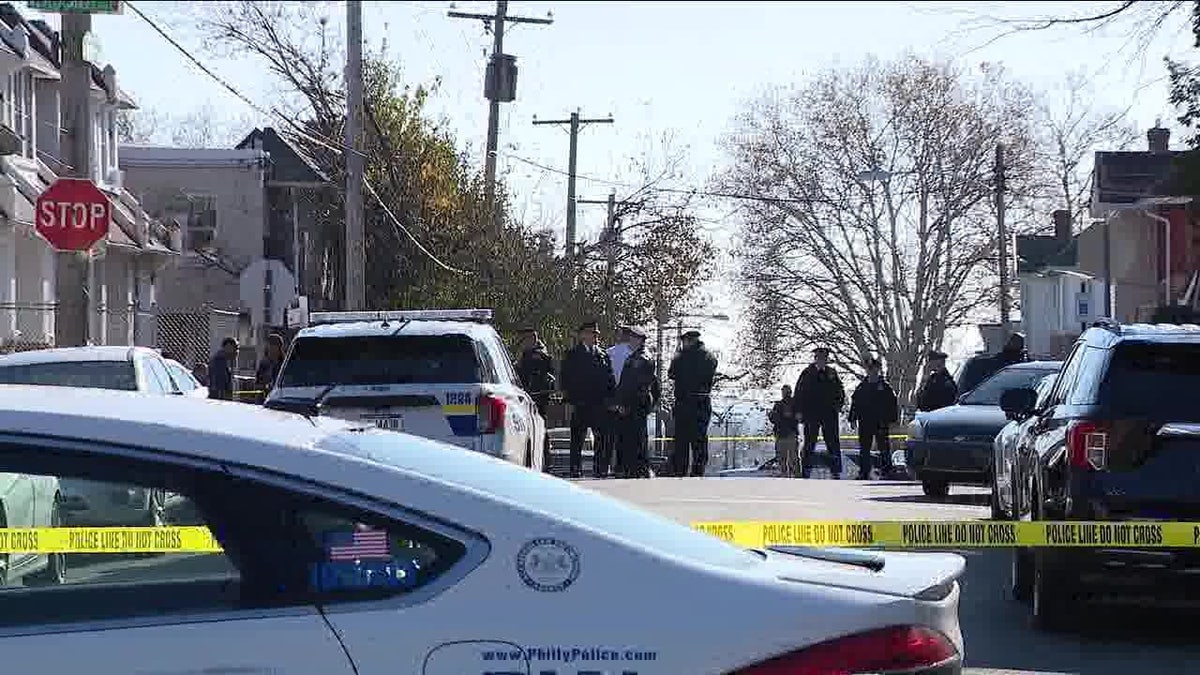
xmin=765 ymin=546 xmax=965 ymax=599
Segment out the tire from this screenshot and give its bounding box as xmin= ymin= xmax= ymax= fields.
xmin=524 ymin=442 xmax=533 ymax=469
xmin=1031 ymin=552 xmax=1073 ymax=631
xmin=25 ymin=497 xmax=66 ymax=587
xmin=1010 ymin=470 xmax=1032 ymax=602
xmin=921 ymin=479 xmax=950 ymax=500
xmin=989 ymin=481 xmax=1006 ymax=520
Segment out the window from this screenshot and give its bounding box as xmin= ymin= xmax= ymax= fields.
xmin=279 ymin=335 xmax=482 ymax=388
xmin=184 ymin=194 xmax=217 ymax=251
xmin=482 ymin=333 xmax=519 ymax=385
xmin=1099 ymin=342 xmax=1200 ymax=420
xmin=0 ymin=443 xmax=466 ymax=629
xmin=4 ymin=69 xmax=32 ymax=158
xmin=1066 ymin=347 xmax=1108 ymax=405
xmin=141 ymin=357 xmax=176 ymax=394
xmin=166 ymin=362 xmax=199 ymax=392
xmin=0 ymin=361 xmax=137 ymax=390
xmin=960 ymin=367 xmax=1061 ymax=406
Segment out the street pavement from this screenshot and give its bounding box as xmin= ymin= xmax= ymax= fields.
xmin=584 ymin=477 xmax=1200 ymax=675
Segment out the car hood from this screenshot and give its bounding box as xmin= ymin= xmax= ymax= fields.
xmin=765 ymin=546 xmax=966 ymax=599
xmin=918 ymin=404 xmax=1008 ymax=440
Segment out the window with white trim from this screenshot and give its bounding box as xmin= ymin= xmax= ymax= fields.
xmin=184 ymin=194 xmax=217 ymax=251
xmin=4 ymin=69 xmax=33 ymax=158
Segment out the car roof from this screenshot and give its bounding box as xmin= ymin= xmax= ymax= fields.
xmin=1084 ymin=322 xmax=1200 ymax=346
xmin=296 ymin=319 xmax=497 ymax=341
xmin=0 ymin=346 xmax=150 ymax=365
xmin=1008 ymin=360 xmax=1062 ymax=370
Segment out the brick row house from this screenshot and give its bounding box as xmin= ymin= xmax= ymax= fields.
xmin=0 ymin=4 xmax=178 ymax=352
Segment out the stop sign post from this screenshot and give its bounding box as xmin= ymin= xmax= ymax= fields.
xmin=35 ymin=178 xmax=111 ymax=252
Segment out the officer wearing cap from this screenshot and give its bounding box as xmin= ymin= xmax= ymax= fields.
xmin=516 ymin=327 xmax=556 ymax=419
xmin=668 ymin=329 xmax=719 ymax=476
xmin=848 ymin=357 xmax=899 ymax=478
xmin=559 ymin=320 xmax=616 ymax=478
xmin=915 ymin=350 xmax=958 ymax=412
xmin=793 ymin=346 xmax=846 ymax=478
xmin=613 ymin=326 xmax=660 ymax=478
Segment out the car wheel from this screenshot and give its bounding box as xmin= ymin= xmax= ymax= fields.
xmin=524 ymin=442 xmax=533 ymax=469
xmin=26 ymin=497 xmax=66 ymax=587
xmin=921 ymin=479 xmax=950 ymax=500
xmin=989 ymin=481 xmax=1006 ymax=520
xmin=1031 ymin=552 xmax=1073 ymax=631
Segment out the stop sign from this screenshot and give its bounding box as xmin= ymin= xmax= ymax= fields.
xmin=35 ymin=178 xmax=112 ymax=252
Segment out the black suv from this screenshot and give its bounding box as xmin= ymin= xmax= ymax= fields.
xmin=1001 ymin=321 xmax=1200 ymax=630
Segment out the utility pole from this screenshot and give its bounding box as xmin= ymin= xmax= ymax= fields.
xmin=57 ymin=13 xmax=94 ymax=347
xmin=449 ymin=1 xmax=552 ymax=223
xmin=344 ymin=0 xmax=365 ymax=311
xmin=995 ymin=143 xmax=1011 ymax=343
xmin=533 ymin=111 xmax=613 ymax=259
xmin=578 ymin=190 xmax=630 ymax=324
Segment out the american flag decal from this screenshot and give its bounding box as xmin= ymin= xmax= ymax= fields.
xmin=324 ymin=527 xmax=391 ymax=561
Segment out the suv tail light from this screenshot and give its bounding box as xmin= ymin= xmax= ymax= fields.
xmin=731 ymin=625 xmax=957 ymax=674
xmin=477 ymin=394 xmax=507 ymax=434
xmin=1067 ymin=420 xmax=1108 ymax=470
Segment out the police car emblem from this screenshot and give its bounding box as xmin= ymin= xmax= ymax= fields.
xmin=516 ymin=538 xmax=579 ymax=592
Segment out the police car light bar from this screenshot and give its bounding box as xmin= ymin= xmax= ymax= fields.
xmin=307 ymin=309 xmax=494 ymax=325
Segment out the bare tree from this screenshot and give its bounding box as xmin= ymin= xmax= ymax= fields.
xmin=1032 ymin=72 xmax=1139 ymax=228
xmin=116 ymin=108 xmax=164 ymax=144
xmin=719 ymin=56 xmax=1040 ymax=405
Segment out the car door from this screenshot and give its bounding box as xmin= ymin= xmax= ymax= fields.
xmin=0 ymin=436 xmax=357 ymax=674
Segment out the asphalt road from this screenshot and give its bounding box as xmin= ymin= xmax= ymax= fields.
xmin=584 ymin=477 xmax=1200 ymax=675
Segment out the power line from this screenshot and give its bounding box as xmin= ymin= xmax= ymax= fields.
xmin=501 ymin=151 xmax=816 ymax=206
xmin=125 ymin=1 xmax=468 ymax=276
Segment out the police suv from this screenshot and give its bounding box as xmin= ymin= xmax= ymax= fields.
xmin=265 ymin=309 xmax=546 ymax=470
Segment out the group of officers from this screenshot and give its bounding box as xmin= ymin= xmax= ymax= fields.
xmin=765 ymin=334 xmax=1028 ymax=479
xmin=515 ymin=320 xmax=720 ymax=479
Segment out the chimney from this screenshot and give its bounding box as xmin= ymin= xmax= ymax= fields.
xmin=1148 ymin=122 xmax=1170 ymax=154
xmin=1052 ymin=209 xmax=1072 ymax=241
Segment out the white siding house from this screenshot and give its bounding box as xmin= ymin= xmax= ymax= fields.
xmin=0 ymin=7 xmax=178 ymax=351
xmin=1016 ymin=210 xmax=1102 ymax=359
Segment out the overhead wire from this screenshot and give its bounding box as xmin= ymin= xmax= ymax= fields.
xmin=124 ymin=1 xmax=469 ymax=275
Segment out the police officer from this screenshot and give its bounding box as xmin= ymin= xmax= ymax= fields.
xmin=848 ymin=357 xmax=899 ymax=479
xmin=559 ymin=321 xmax=616 ymax=478
xmin=613 ymin=327 xmax=660 ymax=478
xmin=793 ymin=346 xmax=846 ymax=479
xmin=915 ymin=350 xmax=958 ymax=412
xmin=516 ymin=327 xmax=556 ymax=418
xmin=668 ymin=329 xmax=718 ymax=477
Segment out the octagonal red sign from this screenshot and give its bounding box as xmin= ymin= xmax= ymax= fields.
xmin=35 ymin=178 xmax=112 ymax=252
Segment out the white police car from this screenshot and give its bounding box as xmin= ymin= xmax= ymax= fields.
xmin=265 ymin=309 xmax=546 ymax=470
xmin=0 ymin=388 xmax=965 ymax=674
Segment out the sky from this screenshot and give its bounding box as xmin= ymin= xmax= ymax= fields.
xmin=20 ymin=0 xmax=1198 ymax=386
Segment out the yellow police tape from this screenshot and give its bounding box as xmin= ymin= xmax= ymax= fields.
xmin=3 ymin=520 xmax=1196 ymax=554
xmin=690 ymin=520 xmax=1200 ymax=549
xmin=0 ymin=526 xmax=222 ymax=554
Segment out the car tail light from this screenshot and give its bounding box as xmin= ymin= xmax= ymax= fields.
xmin=477 ymin=394 xmax=507 ymax=434
xmin=730 ymin=625 xmax=957 ymax=675
xmin=1067 ymin=420 xmax=1108 ymax=471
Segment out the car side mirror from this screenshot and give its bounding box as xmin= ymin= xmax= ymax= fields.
xmin=999 ymin=387 xmax=1037 ymax=420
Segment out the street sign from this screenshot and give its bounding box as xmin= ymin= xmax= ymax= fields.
xmin=35 ymin=178 xmax=112 ymax=252
xmin=27 ymin=1 xmax=122 ymax=13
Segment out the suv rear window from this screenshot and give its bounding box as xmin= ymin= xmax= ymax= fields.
xmin=961 ymin=366 xmax=1058 ymax=406
xmin=279 ymin=335 xmax=482 ymax=387
xmin=1100 ymin=342 xmax=1200 ymax=419
xmin=0 ymin=361 xmax=137 ymax=390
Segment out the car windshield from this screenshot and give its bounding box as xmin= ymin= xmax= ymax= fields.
xmin=1100 ymin=342 xmax=1200 ymax=420
xmin=961 ymin=366 xmax=1058 ymax=406
xmin=0 ymin=361 xmax=137 ymax=391
xmin=279 ymin=335 xmax=482 ymax=387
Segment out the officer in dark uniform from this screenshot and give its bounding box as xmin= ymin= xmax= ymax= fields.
xmin=613 ymin=327 xmax=660 ymax=478
xmin=559 ymin=321 xmax=616 ymax=478
xmin=668 ymin=329 xmax=718 ymax=477
xmin=793 ymin=346 xmax=846 ymax=478
xmin=516 ymin=327 xmax=556 ymax=417
xmin=848 ymin=357 xmax=899 ymax=479
xmin=915 ymin=350 xmax=958 ymax=412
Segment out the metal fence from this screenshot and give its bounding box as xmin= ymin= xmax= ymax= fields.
xmin=151 ymin=307 xmax=251 ymax=371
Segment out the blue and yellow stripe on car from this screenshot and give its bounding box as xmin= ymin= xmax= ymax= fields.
xmin=443 ymin=402 xmax=479 ymax=436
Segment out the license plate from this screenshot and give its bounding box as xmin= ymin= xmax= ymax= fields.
xmin=366 ymin=416 xmax=403 ymax=431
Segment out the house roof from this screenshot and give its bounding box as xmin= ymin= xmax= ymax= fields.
xmin=235 ymin=127 xmax=328 ymax=185
xmin=1093 ymin=150 xmax=1184 ymax=207
xmin=1016 ymin=235 xmax=1078 ymax=274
